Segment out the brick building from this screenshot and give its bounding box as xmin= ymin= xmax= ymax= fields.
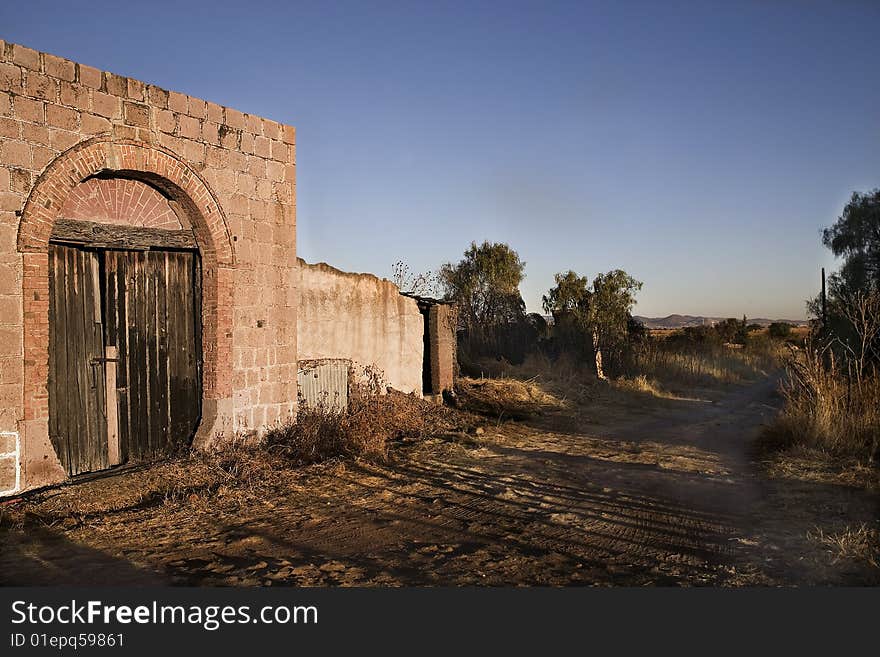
xmin=0 ymin=41 xmax=455 ymax=497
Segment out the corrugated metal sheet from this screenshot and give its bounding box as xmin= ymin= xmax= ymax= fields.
xmin=297 ymin=359 xmax=350 ymax=413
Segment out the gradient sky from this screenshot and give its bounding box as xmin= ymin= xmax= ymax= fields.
xmin=3 ymin=0 xmax=879 ymax=319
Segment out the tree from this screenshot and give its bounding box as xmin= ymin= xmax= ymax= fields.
xmin=822 ymin=189 xmax=880 ymax=293
xmin=390 ymin=260 xmax=439 ymax=297
xmin=542 ymin=270 xmax=592 ymax=358
xmin=768 ymin=322 xmax=792 ymax=339
xmin=543 ymin=268 xmax=642 ymax=378
xmin=440 ymin=242 xmax=526 ymax=361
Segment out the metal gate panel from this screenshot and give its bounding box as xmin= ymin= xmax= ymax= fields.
xmin=297 ymin=360 xmax=350 ymax=413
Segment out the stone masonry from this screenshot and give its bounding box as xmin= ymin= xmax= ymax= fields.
xmin=0 ymin=41 xmax=297 ymax=494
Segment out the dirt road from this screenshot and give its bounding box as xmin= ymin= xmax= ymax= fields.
xmin=2 ymin=378 xmax=878 ymax=585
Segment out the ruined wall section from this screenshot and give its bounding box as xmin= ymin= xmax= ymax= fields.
xmin=297 ymin=259 xmax=423 ymax=395
xmin=0 ymin=40 xmax=296 ymax=493
xmin=428 ymin=303 xmax=456 ymax=395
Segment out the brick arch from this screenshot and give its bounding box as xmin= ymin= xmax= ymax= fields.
xmin=18 ymin=138 xmax=233 ymax=264
xmin=61 ymin=178 xmax=184 ymax=230
xmin=17 ymin=138 xmax=235 ymax=462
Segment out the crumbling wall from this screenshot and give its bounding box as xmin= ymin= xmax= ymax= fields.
xmin=297 ymin=259 xmax=423 ymax=395
xmin=428 ymin=303 xmax=456 ymax=395
xmin=0 ymin=40 xmax=297 ymax=494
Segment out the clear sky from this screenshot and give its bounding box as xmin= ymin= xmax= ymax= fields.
xmin=3 ymin=0 xmax=879 ymax=319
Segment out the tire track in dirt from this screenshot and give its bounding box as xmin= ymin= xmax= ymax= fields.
xmin=2 ymin=377 xmax=877 ymax=585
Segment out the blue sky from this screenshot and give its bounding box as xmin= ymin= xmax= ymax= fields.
xmin=3 ymin=0 xmax=878 ymax=319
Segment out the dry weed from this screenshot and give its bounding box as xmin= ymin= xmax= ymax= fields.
xmin=807 ymin=523 xmax=880 ymax=568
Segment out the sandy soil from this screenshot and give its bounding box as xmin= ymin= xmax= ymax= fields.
xmin=1 ymin=378 xmax=877 ymax=586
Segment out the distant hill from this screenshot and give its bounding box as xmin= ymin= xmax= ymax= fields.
xmin=633 ymin=315 xmax=808 ymax=329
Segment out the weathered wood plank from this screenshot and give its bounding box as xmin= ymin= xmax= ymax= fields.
xmin=51 ymin=218 xmax=197 ymax=251
xmin=146 ymin=252 xmax=160 ymax=457
xmin=155 ymin=252 xmax=170 ymax=452
xmin=105 ymin=345 xmax=120 ymax=466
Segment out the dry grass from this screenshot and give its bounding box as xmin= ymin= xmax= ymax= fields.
xmin=807 ymin=523 xmax=880 ymax=569
xmin=612 ymin=374 xmax=673 ymax=398
xmin=1 ymin=386 xmax=474 ymax=531
xmin=758 ymin=344 xmax=880 ymax=489
xmin=761 ymin=445 xmax=880 ymax=491
xmin=761 ymin=349 xmax=880 ymax=460
xmin=264 ymin=384 xmax=473 ymax=464
xmin=455 ymin=352 xmax=600 ymax=418
xmin=625 ymin=340 xmax=782 ymax=391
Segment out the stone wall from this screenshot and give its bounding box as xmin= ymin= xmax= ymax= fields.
xmin=0 ymin=40 xmax=297 ymax=494
xmin=427 ymin=303 xmax=456 ymax=395
xmin=297 ymin=259 xmax=423 ymax=395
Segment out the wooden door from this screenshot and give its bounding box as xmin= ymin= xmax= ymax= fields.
xmin=49 ymin=244 xmax=201 ymax=475
xmin=104 ymin=249 xmax=202 ymax=463
xmin=48 ymin=244 xmax=109 ymax=475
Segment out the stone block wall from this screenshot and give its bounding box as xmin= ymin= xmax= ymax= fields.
xmin=428 ymin=303 xmax=456 ymax=395
xmin=0 ymin=40 xmax=297 ymax=494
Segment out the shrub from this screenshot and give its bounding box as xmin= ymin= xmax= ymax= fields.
xmin=768 ymin=322 xmax=792 ymax=339
xmin=263 ymin=383 xmax=470 ymax=465
xmin=761 ymin=345 xmax=880 ymax=460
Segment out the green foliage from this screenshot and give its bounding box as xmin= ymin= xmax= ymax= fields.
xmin=768 ymin=322 xmax=793 ymax=339
xmin=440 ymin=241 xmax=526 ymax=331
xmin=590 ymin=269 xmax=643 ymax=354
xmin=822 ymin=189 xmax=880 ymax=294
xmin=542 ymin=268 xmax=642 ymax=373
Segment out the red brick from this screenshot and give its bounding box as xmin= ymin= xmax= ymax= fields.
xmin=0 ymin=63 xmax=23 ymax=93
xmin=43 ymin=54 xmax=75 ymax=81
xmin=168 ymin=91 xmax=188 ymax=113
xmin=201 ymin=121 xmax=220 ymax=145
xmin=126 ymin=78 xmax=145 ymax=101
xmin=178 ymin=114 xmax=200 ymax=139
xmin=80 ymin=113 xmax=110 ymax=135
xmin=225 ymin=107 xmax=245 ymax=129
xmin=188 ymin=97 xmax=207 ymax=119
xmin=13 ymin=96 xmax=43 ymax=123
xmin=254 ymin=136 xmax=271 ymax=158
xmin=12 ymin=44 xmax=40 ymax=71
xmin=59 ymin=82 xmax=89 ymax=111
xmin=111 ymin=124 xmax=136 ymax=141
xmin=78 ymin=64 xmax=102 ymax=89
xmin=240 ymin=132 xmax=254 ymax=154
xmin=156 ymin=109 xmax=175 ymax=133
xmin=262 ymin=119 xmax=281 ymax=140
xmin=31 ymin=146 xmax=54 ymax=170
xmin=123 ymin=101 xmax=149 ymax=128
xmin=246 ymin=114 xmax=262 ymax=135
xmin=21 ymin=122 xmax=50 ymax=145
xmin=0 ymin=191 xmax=23 ymax=211
xmin=91 ymin=91 xmax=120 ymax=118
xmin=24 ymin=72 xmax=57 ymax=102
xmin=49 ymin=129 xmax=80 ymax=151
xmin=182 ymin=140 xmax=205 ymax=165
xmin=206 ymin=102 xmax=223 ymax=124
xmin=46 ymin=103 xmax=78 ymax=131
xmin=147 ymin=85 xmax=168 ymax=108
xmin=104 ymin=73 xmax=127 ymax=97
xmin=271 ymin=140 xmax=288 ymax=161
xmin=0 ymin=117 xmax=18 ymax=138
xmin=0 ymin=141 xmax=30 ymax=167
xmin=219 ymin=125 xmax=239 ymax=149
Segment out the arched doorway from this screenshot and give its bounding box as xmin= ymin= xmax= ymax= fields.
xmin=47 ymin=176 xmax=202 ymax=474
xmin=17 ymin=138 xmax=235 ymax=478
